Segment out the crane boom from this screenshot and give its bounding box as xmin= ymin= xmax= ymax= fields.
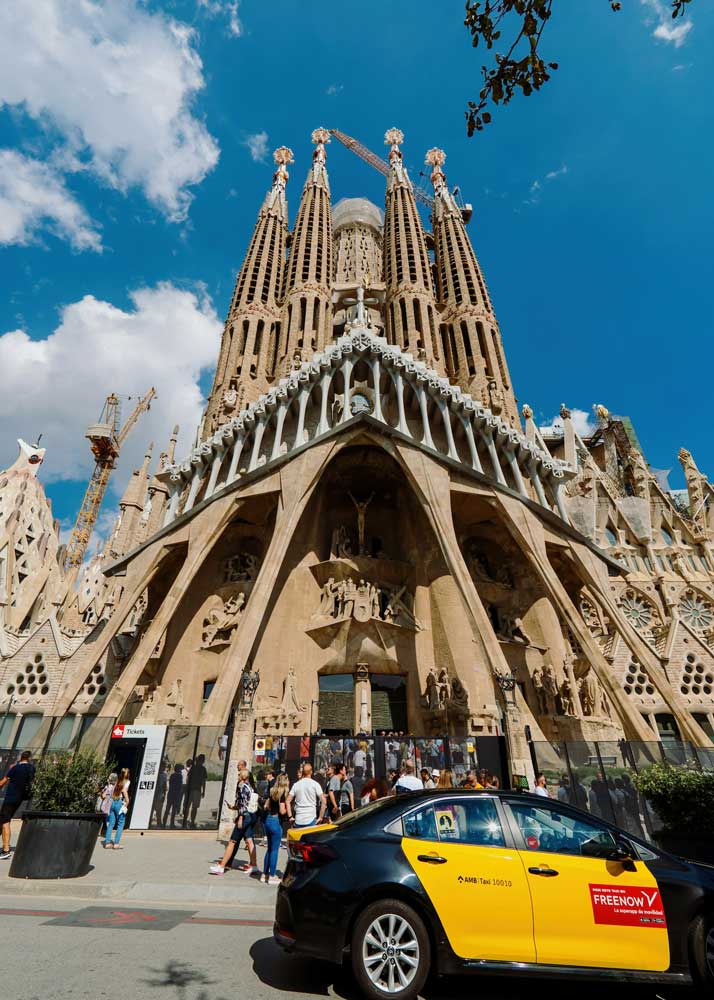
xmin=329 ymin=129 xmax=434 ymax=210
xmin=63 ymin=387 xmax=156 ymax=571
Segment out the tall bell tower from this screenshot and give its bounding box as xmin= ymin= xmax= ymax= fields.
xmin=203 ymin=147 xmax=293 ymax=436
xmin=427 ymin=148 xmax=518 ymax=425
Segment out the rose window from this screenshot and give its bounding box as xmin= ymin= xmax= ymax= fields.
xmin=620 ymin=593 xmax=653 ymax=630
xmin=679 ymin=593 xmax=714 ymax=633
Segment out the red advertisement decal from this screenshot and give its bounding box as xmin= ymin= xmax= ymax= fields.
xmin=589 ymin=884 xmax=666 ymax=928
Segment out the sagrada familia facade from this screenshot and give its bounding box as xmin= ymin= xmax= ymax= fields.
xmin=2 ymin=127 xmax=714 ymax=775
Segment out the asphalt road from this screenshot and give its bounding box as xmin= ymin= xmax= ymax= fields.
xmin=0 ymin=894 xmax=697 ymax=1000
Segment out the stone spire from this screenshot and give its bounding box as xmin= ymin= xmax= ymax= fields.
xmin=203 ymin=147 xmax=294 ymax=435
xmin=108 ymin=442 xmax=153 ymax=558
xmin=143 ymin=425 xmax=180 ymax=539
xmin=382 ymin=129 xmax=440 ymax=362
xmin=278 ymin=129 xmax=334 ymax=370
xmin=679 ymin=448 xmax=714 ymax=536
xmin=426 ymin=147 xmax=518 ymax=425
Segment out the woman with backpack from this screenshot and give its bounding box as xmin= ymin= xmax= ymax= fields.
xmin=103 ymin=768 xmax=130 ymax=850
xmin=262 ymin=772 xmax=289 ymax=885
xmin=210 ymin=768 xmax=259 ymax=877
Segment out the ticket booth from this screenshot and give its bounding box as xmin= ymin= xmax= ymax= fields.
xmin=108 ymin=724 xmax=167 ymax=829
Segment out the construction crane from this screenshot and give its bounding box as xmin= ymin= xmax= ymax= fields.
xmin=328 ymin=129 xmax=472 ymax=223
xmin=63 ymin=388 xmax=156 ymax=571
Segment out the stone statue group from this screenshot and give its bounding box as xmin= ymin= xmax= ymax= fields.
xmin=316 ymin=577 xmax=419 ymax=629
xmin=531 ymin=662 xmax=611 ymax=718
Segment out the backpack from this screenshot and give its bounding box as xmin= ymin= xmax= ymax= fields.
xmin=246 ymin=790 xmax=260 ymax=814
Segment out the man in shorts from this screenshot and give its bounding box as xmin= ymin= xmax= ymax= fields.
xmin=0 ymin=751 xmax=35 ymax=860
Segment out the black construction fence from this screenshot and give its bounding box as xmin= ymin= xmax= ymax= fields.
xmin=529 ymin=738 xmax=714 ymax=842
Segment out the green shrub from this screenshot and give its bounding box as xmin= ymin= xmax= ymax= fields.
xmin=31 ymin=748 xmax=113 ymax=814
xmin=634 ymin=762 xmax=714 ymax=834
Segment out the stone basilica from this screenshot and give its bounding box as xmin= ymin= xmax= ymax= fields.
xmin=2 ymin=127 xmax=714 ymax=776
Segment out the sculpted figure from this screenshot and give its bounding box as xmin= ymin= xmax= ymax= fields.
xmin=579 ymin=667 xmax=598 ymax=716
xmin=437 ymin=669 xmax=450 ymax=709
xmin=370 ymin=584 xmax=381 ymax=618
xmin=559 ymin=678 xmax=575 ymax=717
xmin=281 ymin=667 xmax=304 ymax=715
xmin=449 ymin=676 xmax=469 ymax=710
xmin=531 ymin=667 xmax=549 ymax=715
xmin=542 ymin=662 xmax=558 ymax=710
xmin=425 ymin=669 xmax=441 ymax=711
xmin=348 ymin=492 xmax=374 ymax=555
xmin=317 ymin=578 xmax=338 ymax=618
xmin=202 ymin=592 xmax=245 ymax=648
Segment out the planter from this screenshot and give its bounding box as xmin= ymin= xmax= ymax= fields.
xmin=654 ymin=830 xmax=714 ymax=866
xmin=9 ymin=811 xmax=104 ymax=879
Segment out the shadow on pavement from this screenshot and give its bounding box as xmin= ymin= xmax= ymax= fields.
xmin=142 ymin=960 xmax=229 ymax=1000
xmin=249 ymin=937 xmax=695 ymax=1000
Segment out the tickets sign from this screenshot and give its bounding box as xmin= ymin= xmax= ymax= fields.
xmin=589 ymin=884 xmax=666 ymax=928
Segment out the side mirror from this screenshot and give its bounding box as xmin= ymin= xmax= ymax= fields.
xmin=609 ymin=838 xmax=634 ymax=864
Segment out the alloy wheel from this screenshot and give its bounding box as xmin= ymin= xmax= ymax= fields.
xmin=705 ymin=926 xmax=714 ymax=977
xmin=362 ymin=912 xmax=420 ymax=994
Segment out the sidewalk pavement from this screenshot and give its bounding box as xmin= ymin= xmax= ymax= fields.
xmin=0 ymin=831 xmax=281 ymax=908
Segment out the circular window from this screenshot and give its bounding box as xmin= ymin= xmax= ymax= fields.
xmin=646 ymin=685 xmax=654 ymax=695
xmin=681 ymin=685 xmax=688 ymax=694
xmin=92 ymin=664 xmax=102 ymax=675
xmin=693 ymin=685 xmax=701 ymax=695
xmin=34 ymin=653 xmax=42 ymax=664
xmin=6 ymin=684 xmax=14 ymax=695
xmin=25 ymin=664 xmax=33 ymax=675
xmin=18 ymin=685 xmax=26 ymax=695
xmin=625 ymin=685 xmax=632 ymax=695
xmin=685 ymin=663 xmax=694 ymax=674
xmin=29 ymin=685 xmax=37 ymax=695
xmin=98 ymin=685 xmax=107 ymax=696
xmin=705 ymin=686 xmax=712 ymax=695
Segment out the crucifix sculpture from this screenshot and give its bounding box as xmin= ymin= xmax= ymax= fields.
xmin=348 ymin=492 xmax=374 ymax=555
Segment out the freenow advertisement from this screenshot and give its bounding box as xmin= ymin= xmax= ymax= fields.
xmin=589 ymin=884 xmax=667 ymax=928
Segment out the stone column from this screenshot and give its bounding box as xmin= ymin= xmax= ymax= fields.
xmin=219 ymin=708 xmax=257 ymax=841
xmin=354 ymin=663 xmax=371 ymax=734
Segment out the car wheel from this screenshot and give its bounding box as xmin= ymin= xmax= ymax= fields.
xmin=351 ymin=898 xmax=430 ymax=1000
xmin=689 ymin=915 xmax=714 ymax=990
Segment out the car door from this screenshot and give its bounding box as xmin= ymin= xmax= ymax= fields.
xmin=400 ymin=795 xmax=536 ymax=962
xmin=506 ymin=798 xmax=670 ymax=972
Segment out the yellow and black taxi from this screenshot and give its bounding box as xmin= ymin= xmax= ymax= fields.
xmin=274 ymin=788 xmax=714 ymax=1000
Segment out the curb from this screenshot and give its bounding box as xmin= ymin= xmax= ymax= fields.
xmin=0 ymin=876 xmax=277 ymax=907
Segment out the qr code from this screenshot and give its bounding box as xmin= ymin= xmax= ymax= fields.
xmin=144 ymin=761 xmax=157 ymax=777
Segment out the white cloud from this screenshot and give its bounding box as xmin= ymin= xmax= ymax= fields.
xmin=540 ymin=408 xmax=596 ymax=439
xmin=326 ymin=84 xmax=344 ymax=97
xmin=0 ymin=283 xmax=222 ymax=493
xmin=197 ymin=0 xmax=242 ymax=37
xmin=641 ymin=0 xmax=693 ymax=48
xmin=242 ymin=131 xmax=269 ymax=162
xmin=545 ymin=165 xmax=569 ymax=181
xmin=0 ymin=0 xmax=220 ymax=222
xmin=0 ymin=149 xmax=101 ymax=251
xmin=523 ymin=164 xmax=568 ymax=206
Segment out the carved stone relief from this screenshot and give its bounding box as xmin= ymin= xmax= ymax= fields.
xmin=201 ymin=592 xmax=245 ymax=649
xmin=313 ymin=577 xmax=421 ymax=630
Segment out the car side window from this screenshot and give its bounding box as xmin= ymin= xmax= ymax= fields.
xmin=403 ymin=805 xmax=438 ymax=841
xmin=510 ymin=802 xmax=617 ymax=858
xmin=435 ymin=797 xmax=505 ymax=848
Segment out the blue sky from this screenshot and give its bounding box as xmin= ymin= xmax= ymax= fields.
xmin=0 ymin=0 xmax=712 ymax=537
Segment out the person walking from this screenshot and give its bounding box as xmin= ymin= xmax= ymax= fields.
xmin=0 ymin=750 xmax=35 ymax=860
xmin=210 ymin=769 xmax=259 ymax=877
xmin=287 ymin=763 xmax=326 ymax=828
xmin=436 ymin=769 xmax=455 ymax=789
xmin=337 ymin=764 xmax=355 ymax=816
xmin=163 ymin=763 xmax=184 ymax=828
xmin=533 ymin=773 xmax=550 ymax=798
xmin=263 ymin=772 xmax=289 ymax=885
xmin=326 ymin=764 xmax=341 ymax=820
xmin=421 ymin=768 xmax=435 ymax=789
xmin=104 ymin=768 xmax=130 ymax=850
xmin=99 ymin=771 xmax=117 ymax=833
xmin=393 ymin=760 xmax=423 ymax=794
